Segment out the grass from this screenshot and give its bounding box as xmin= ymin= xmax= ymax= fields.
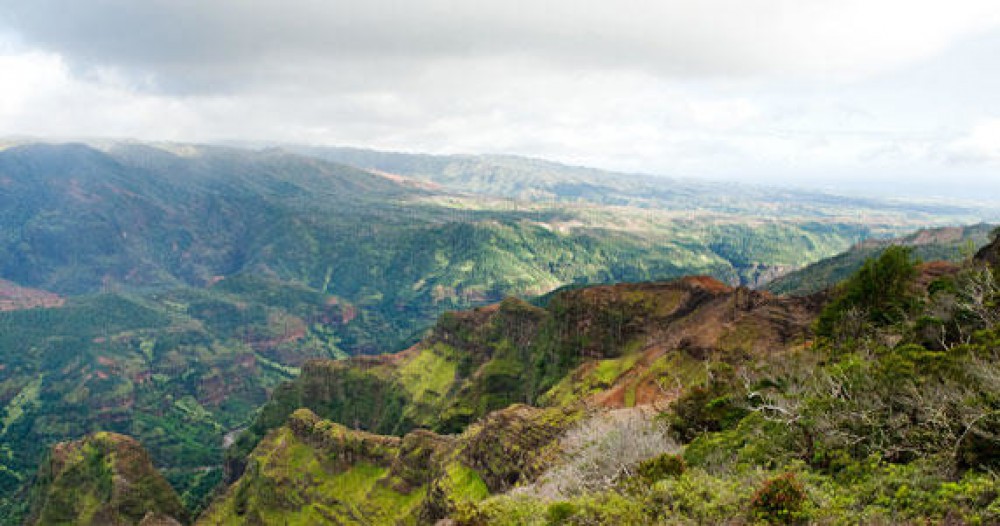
xmin=540 ymin=347 xmax=644 ymax=407
xmin=397 ymin=344 xmax=459 ymax=406
xmin=203 ymin=427 xmax=423 ymax=525
xmin=445 ymin=462 xmax=491 ymax=502
xmin=1 ymin=377 xmax=42 ymax=435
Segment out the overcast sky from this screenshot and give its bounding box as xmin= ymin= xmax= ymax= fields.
xmin=1 ymin=0 xmax=999 ymax=198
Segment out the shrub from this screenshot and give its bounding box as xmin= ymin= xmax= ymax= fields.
xmin=817 ymin=246 xmax=920 ymax=337
xmin=638 ymin=453 xmax=686 ymax=482
xmin=546 ymin=502 xmax=576 ymax=524
xmin=515 ymin=410 xmax=678 ymax=499
xmin=668 ymin=364 xmax=748 ymax=442
xmin=750 ymin=472 xmax=807 ymax=523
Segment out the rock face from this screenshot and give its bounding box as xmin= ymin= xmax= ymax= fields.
xmin=225 ymin=275 xmax=823 ymax=488
xmin=198 ymin=405 xmax=575 ymax=525
xmin=29 ymin=432 xmax=186 ymax=526
xmin=215 ymin=276 xmax=822 ymax=524
xmin=975 ymin=230 xmax=1000 ymax=268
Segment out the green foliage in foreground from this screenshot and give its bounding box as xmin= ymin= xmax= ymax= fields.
xmin=458 ymin=459 xmax=1000 ymax=525
xmin=817 ymin=245 xmax=921 ymax=335
xmin=451 ymin=246 xmax=1000 ymax=524
xmin=766 ymin=223 xmax=994 ymax=296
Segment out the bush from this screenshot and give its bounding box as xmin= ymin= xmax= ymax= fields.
xmin=514 ymin=411 xmax=678 ymax=499
xmin=638 ymin=453 xmax=686 ymax=482
xmin=817 ymin=246 xmax=920 ymax=337
xmin=750 ymin=472 xmax=807 ymax=523
xmin=546 ymin=502 xmax=576 ymax=524
xmin=668 ymin=364 xmax=748 ymax=442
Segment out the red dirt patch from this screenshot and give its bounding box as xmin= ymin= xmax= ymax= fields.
xmin=340 ymin=304 xmax=357 ymax=324
xmin=0 ymin=279 xmax=64 ymax=311
xmin=97 ymin=356 xmax=117 ymax=367
xmin=915 ymin=261 xmax=961 ymax=289
xmin=591 ymin=384 xmax=627 ymax=407
xmin=678 ymin=275 xmax=733 ymax=294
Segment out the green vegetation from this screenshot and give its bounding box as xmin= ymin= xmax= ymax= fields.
xmin=817 ymin=245 xmax=920 ymax=336
xmin=637 ymin=453 xmax=686 ymax=482
xmin=26 ymin=235 xmax=1000 ymax=524
xmin=767 ymin=223 xmax=994 ymax=295
xmin=233 ymin=237 xmax=999 ymax=524
xmin=228 ymin=277 xmax=764 ymax=473
xmin=750 ymin=473 xmax=807 ymax=522
xmin=298 ymin=145 xmax=985 ymax=224
xmin=29 ymin=432 xmax=186 ymax=525
xmin=1 ymin=142 xmax=995 ymax=524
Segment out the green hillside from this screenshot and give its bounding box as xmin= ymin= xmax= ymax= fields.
xmin=0 ymin=141 xmax=991 ymax=524
xmin=765 ymin=224 xmax=995 ymax=295
xmin=28 ymin=432 xmax=186 ymax=525
xmin=69 ymin=233 xmax=997 ymax=524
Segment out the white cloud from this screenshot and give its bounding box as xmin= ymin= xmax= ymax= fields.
xmin=947 ymin=119 xmax=1000 ymax=163
xmin=4 ymin=0 xmax=1000 ymax=91
xmin=1 ymin=1 xmax=1000 ymax=197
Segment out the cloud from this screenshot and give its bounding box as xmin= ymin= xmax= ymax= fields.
xmin=946 ymin=119 xmax=1000 ymax=163
xmin=3 ymin=0 xmax=1000 ymax=95
xmin=0 ymin=1 xmax=999 ymax=199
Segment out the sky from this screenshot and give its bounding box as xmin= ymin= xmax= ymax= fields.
xmin=1 ymin=0 xmax=999 ymax=199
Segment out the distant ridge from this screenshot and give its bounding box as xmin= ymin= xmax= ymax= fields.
xmin=765 ymin=223 xmax=995 ymax=295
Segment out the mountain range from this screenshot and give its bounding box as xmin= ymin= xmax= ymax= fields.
xmin=0 ymin=139 xmax=996 ymax=523
xmin=25 ymin=230 xmax=1000 ymax=524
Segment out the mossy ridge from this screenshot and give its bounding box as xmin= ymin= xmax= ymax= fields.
xmin=29 ymin=432 xmax=186 ymax=526
xmin=230 ymin=275 xmax=821 ymax=482
xmin=208 ymin=401 xmax=583 ymax=525
xmin=198 ymin=427 xmax=418 ymax=525
xmin=456 ymin=242 xmax=1000 ymax=525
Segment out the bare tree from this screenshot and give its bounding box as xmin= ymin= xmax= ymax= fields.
xmin=514 ymin=409 xmax=679 ymax=500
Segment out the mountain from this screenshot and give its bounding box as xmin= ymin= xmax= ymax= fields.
xmin=27 ymin=432 xmax=186 ymax=525
xmin=203 ymin=273 xmax=826 ymax=524
xmin=20 ymin=234 xmax=1000 ymax=523
xmin=0 ymin=142 xmax=416 ymax=294
xmin=227 ymin=276 xmax=821 ymax=469
xmin=196 ymin=235 xmax=1000 ymax=523
xmin=289 ymin=145 xmax=987 ymax=219
xmin=765 ymin=223 xmax=995 ymax=295
xmin=0 ymin=140 xmax=992 ymax=523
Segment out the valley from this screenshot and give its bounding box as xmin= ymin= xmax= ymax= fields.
xmin=0 ymin=140 xmax=995 ymax=524
xmin=25 ymin=229 xmax=1000 ymax=524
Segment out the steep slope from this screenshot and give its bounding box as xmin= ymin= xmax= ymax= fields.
xmin=0 ymin=287 xmax=354 ymax=522
xmin=0 ymin=142 xmax=414 ymax=294
xmin=199 ymin=404 xmax=579 ymax=525
xmin=765 ymin=223 xmax=994 ymax=295
xmin=206 ymin=238 xmax=1000 ymax=525
xmin=228 ymin=276 xmax=822 ymax=482
xmin=0 ymin=140 xmax=990 ymax=523
xmin=28 ymin=432 xmax=186 ymax=526
xmin=975 ymin=228 xmax=1000 ymax=268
